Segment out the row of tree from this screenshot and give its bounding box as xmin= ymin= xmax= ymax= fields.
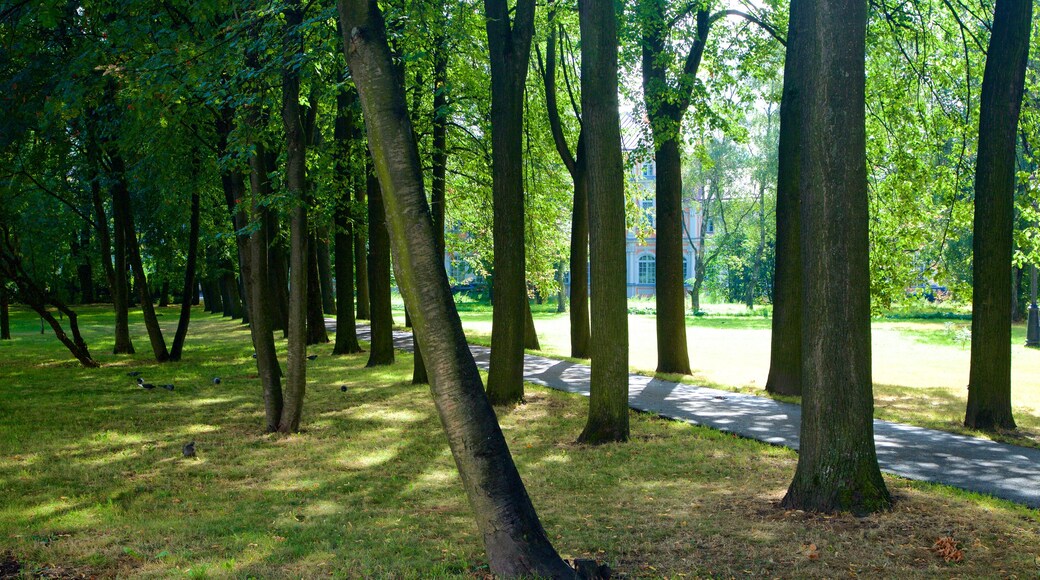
xmin=0 ymin=0 xmax=1035 ymax=575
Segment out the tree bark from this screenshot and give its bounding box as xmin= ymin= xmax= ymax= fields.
xmin=111 ymin=150 xmax=168 ymax=362
xmin=577 ymin=0 xmax=629 ymax=445
xmin=316 ymin=227 xmax=336 ymax=316
xmin=780 ymin=0 xmax=890 ymax=514
xmin=366 ymin=161 xmax=395 ymax=367
xmin=484 ymin=0 xmax=536 ymax=406
xmin=222 ymin=269 xmax=244 ymax=319
xmin=966 ymin=0 xmax=1032 ymax=431
xmin=337 ymin=3 xmax=573 ymax=574
xmin=101 ymin=140 xmax=135 ymax=355
xmin=766 ymin=0 xmax=804 ymax=397
xmin=267 ymin=212 xmax=291 ymax=334
xmin=168 ymin=187 xmax=200 ymax=361
xmin=280 ymin=0 xmax=309 ymax=434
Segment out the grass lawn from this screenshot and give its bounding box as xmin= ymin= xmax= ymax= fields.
xmin=1 ymin=305 xmax=1040 ymax=577
xmin=422 ymin=301 xmax=1040 ymax=449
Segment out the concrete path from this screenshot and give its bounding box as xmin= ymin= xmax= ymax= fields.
xmin=346 ymin=323 xmax=1040 ymax=508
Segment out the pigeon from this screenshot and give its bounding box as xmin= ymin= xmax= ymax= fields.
xmin=127 ymin=371 xmax=142 ymax=378
xmin=306 ymin=354 xmax=318 ymax=361
xmin=137 ymin=378 xmax=156 ymax=390
xmin=340 ymin=385 xmax=347 ymax=392
xmin=251 ymin=352 xmax=257 ymax=359
xmin=212 ymin=377 xmax=221 ymax=385
xmin=182 ymin=441 xmax=196 ymax=458
xmin=159 ymin=384 xmax=175 ymax=391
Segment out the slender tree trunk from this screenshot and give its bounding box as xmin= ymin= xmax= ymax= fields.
xmin=1011 ymin=266 xmax=1023 ymax=322
xmin=157 ymin=280 xmax=170 ymax=307
xmin=781 ymin=0 xmax=890 ymax=514
xmin=218 ymin=273 xmax=233 ymax=316
xmin=570 ymin=155 xmax=590 ymax=358
xmin=169 ymin=187 xmax=200 ymax=361
xmin=75 ymin=228 xmax=94 ymax=304
xmin=366 ymin=161 xmax=395 ymax=367
xmin=766 ymin=0 xmax=804 ymax=397
xmin=267 ymin=213 xmax=291 ymax=334
xmin=333 ymin=88 xmax=363 ymax=355
xmin=577 ymin=0 xmax=629 ymax=444
xmin=307 ymin=232 xmax=330 ymax=344
xmin=280 ymin=0 xmax=309 ymax=434
xmin=337 ymin=3 xmax=573 ymax=574
xmin=484 ymin=0 xmax=536 ymax=406
xmin=223 ymin=269 xmax=244 ymax=319
xmin=111 ymin=150 xmax=168 ymax=362
xmin=104 ymin=150 xmax=135 ymax=355
xmin=316 ymin=227 xmax=336 ymax=316
xmin=1 ymin=287 xmax=10 ymax=340
xmin=216 ymin=107 xmax=252 ymax=325
xmin=556 ymin=262 xmax=566 ymax=313
xmin=966 ymin=0 xmax=1032 ymax=431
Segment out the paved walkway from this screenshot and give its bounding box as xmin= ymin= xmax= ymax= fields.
xmin=346 ymin=323 xmax=1040 ymax=509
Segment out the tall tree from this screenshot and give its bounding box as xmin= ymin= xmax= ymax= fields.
xmin=765 ymin=2 xmax=802 ymax=397
xmin=333 ymin=87 xmax=363 ymax=356
xmin=966 ymin=0 xmax=1032 ymax=431
xmin=168 ymin=185 xmax=200 ymax=361
xmin=781 ymin=0 xmax=890 ymax=514
xmin=337 ymin=1 xmax=574 ymax=574
xmin=577 ymin=0 xmax=629 ymax=444
xmin=484 ymin=0 xmax=536 ymax=405
xmin=281 ymin=0 xmax=309 ymax=433
xmin=538 ymin=3 xmax=590 ymax=359
xmin=0 ymin=285 xmax=9 ymax=340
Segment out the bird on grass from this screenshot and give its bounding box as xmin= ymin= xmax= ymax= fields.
xmin=306 ymin=354 xmax=318 ymax=361
xmin=340 ymin=385 xmax=347 ymax=392
xmin=137 ymin=378 xmax=156 ymax=390
xmin=251 ymin=352 xmax=257 ymax=359
xmin=212 ymin=377 xmax=221 ymax=385
xmin=182 ymin=441 xmax=196 ymax=458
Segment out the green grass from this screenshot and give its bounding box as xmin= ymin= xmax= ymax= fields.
xmin=3 ymin=305 xmax=1040 ymax=577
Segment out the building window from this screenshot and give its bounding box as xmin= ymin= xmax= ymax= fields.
xmin=682 ymin=256 xmax=688 ymax=281
xmin=641 ymin=161 xmax=655 ymax=179
xmin=638 ymin=254 xmax=655 ymax=284
xmin=705 ymin=218 xmax=715 ymax=235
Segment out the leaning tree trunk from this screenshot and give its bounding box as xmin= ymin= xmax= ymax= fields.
xmin=169 ymin=187 xmax=200 ymax=361
xmin=280 ymin=0 xmax=309 ymax=434
xmin=111 ymin=150 xmax=168 ymax=362
xmin=780 ymin=0 xmax=891 ymax=515
xmin=766 ymin=0 xmax=804 ymax=398
xmin=366 ymin=162 xmax=395 ymax=367
xmin=966 ymin=0 xmax=1032 ymax=431
xmin=577 ymin=0 xmax=629 ymax=445
xmin=337 ymin=2 xmax=574 ymax=574
xmin=484 ymin=0 xmax=537 ymax=406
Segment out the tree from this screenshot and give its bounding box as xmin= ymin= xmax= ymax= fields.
xmin=765 ymin=0 xmax=802 ymax=397
xmin=965 ymin=0 xmax=1033 ymax=431
xmin=781 ymin=0 xmax=891 ymax=514
xmin=333 ymin=86 xmax=363 ymax=356
xmin=576 ymin=0 xmax=628 ymax=444
xmin=337 ymin=0 xmax=575 ymax=574
xmin=538 ymin=1 xmax=590 ymax=359
xmin=484 ymin=0 xmax=536 ymax=405
xmin=365 ymin=161 xmax=395 ymax=367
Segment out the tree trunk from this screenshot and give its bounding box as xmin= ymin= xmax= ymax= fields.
xmin=484 ymin=0 xmax=536 ymax=406
xmin=354 ymin=161 xmax=371 ymax=321
xmin=780 ymin=0 xmax=890 ymax=514
xmin=222 ymin=269 xmax=244 ymax=319
xmin=307 ymin=232 xmax=330 ymax=344
xmin=75 ymin=228 xmax=94 ymax=304
xmin=168 ymin=187 xmax=200 ymax=361
xmin=653 ymin=138 xmax=692 ymax=374
xmin=966 ymin=0 xmax=1032 ymax=431
xmin=337 ymin=3 xmax=573 ymax=574
xmin=366 ymin=161 xmax=395 ymax=367
xmin=157 ymin=280 xmax=169 ymax=307
xmin=216 ymin=107 xmax=252 ymax=325
xmin=1011 ymin=266 xmax=1023 ymax=322
xmin=104 ymin=149 xmax=135 ymax=355
xmin=333 ymin=88 xmax=363 ymax=356
xmin=111 ymin=149 xmax=168 ymax=362
xmin=1 ymin=286 xmax=10 ymax=340
xmin=280 ymin=0 xmax=309 ymax=434
xmin=267 ymin=212 xmax=291 ymax=334
xmin=316 ymin=227 xmax=336 ymax=316
xmin=577 ymin=0 xmax=629 ymax=445
xmin=766 ymin=0 xmax=804 ymax=398
xmin=570 ymin=157 xmax=590 ymax=358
